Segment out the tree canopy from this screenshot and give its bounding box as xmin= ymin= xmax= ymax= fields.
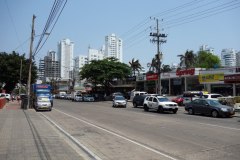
xmin=177 ymin=50 xmax=196 ymax=68
xmin=195 ymin=51 xmax=221 ymax=68
xmin=0 ymin=51 xmax=38 ymax=93
xmin=79 ymin=57 xmax=131 ymax=93
xmin=129 ymin=58 xmax=141 ymax=76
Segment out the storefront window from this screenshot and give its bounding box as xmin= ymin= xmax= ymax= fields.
xmin=161 ymin=79 xmax=169 ymax=94
xmin=136 ymin=81 xmax=144 ymax=91
xmin=236 ymin=84 xmax=240 ymax=96
xmin=186 ymin=76 xmax=203 ymax=91
xmin=212 ymin=84 xmax=233 ymax=96
xmin=170 ymin=77 xmax=185 ymax=95
xmin=146 ymin=80 xmax=156 ymax=93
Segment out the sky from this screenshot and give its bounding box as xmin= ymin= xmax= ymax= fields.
xmin=1 ymin=0 xmax=240 ymax=70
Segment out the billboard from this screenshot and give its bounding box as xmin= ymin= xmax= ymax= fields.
xmin=199 ymin=73 xmax=224 ymax=82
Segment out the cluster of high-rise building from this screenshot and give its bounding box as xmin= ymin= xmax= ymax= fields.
xmin=38 ymin=34 xmax=123 ymax=82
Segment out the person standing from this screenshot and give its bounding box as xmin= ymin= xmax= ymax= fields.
xmin=200 ymin=91 xmax=203 ymax=98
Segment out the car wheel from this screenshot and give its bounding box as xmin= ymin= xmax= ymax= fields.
xmin=172 ymin=110 xmax=177 ymax=114
xmin=133 ymin=103 xmax=137 ymax=108
xmin=144 ymin=105 xmax=149 ymax=111
xmin=211 ymin=110 xmax=218 ymax=118
xmin=158 ymin=106 xmax=164 ymax=113
xmin=188 ymin=108 xmax=194 ymax=115
xmin=180 ymin=101 xmax=183 ymax=106
xmin=124 ymin=105 xmax=126 ymax=108
xmin=49 ymin=108 xmax=52 ymax=111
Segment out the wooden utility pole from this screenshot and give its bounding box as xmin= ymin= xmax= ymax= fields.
xmin=19 ymin=59 xmax=22 ymax=95
xmin=26 ymin=14 xmax=36 ymax=110
xmin=150 ymin=17 xmax=167 ymax=96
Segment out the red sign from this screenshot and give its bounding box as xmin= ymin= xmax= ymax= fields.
xmin=36 ymin=85 xmax=48 ymax=88
xmin=2 ymin=90 xmax=6 ymax=93
xmin=146 ymin=74 xmax=158 ymax=80
xmin=176 ymin=68 xmax=195 ymax=77
xmin=224 ymin=74 xmax=240 ymax=83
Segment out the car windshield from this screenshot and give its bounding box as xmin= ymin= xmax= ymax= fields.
xmin=36 ymin=90 xmax=51 ymax=95
xmin=206 ymin=100 xmax=221 ymax=105
xmin=158 ymin=98 xmax=171 ymax=102
xmin=76 ymin=95 xmax=82 ymax=97
xmin=115 ymin=96 xmax=125 ymax=100
xmin=115 ymin=93 xmax=123 ymax=96
xmin=86 ymin=95 xmax=92 ymax=97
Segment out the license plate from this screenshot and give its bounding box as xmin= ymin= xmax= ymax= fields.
xmin=172 ymin=107 xmax=175 ymax=109
xmin=119 ymin=104 xmax=122 ymax=106
xmin=230 ymin=111 xmax=234 ymax=114
xmin=43 ymin=107 xmax=47 ymax=108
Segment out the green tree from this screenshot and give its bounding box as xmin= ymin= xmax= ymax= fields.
xmin=129 ymin=58 xmax=142 ymax=76
xmin=195 ymin=51 xmax=221 ymax=68
xmin=162 ymin=64 xmax=172 ymax=73
xmin=79 ymin=57 xmax=131 ymax=94
xmin=0 ymin=51 xmax=38 ymax=93
xmin=177 ymin=50 xmax=196 ymax=68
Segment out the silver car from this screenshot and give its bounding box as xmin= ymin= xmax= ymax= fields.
xmin=113 ymin=96 xmax=127 ymax=108
xmin=83 ymin=95 xmax=95 ymax=102
xmin=34 ymin=96 xmax=52 ymax=111
xmin=74 ymin=95 xmax=83 ymax=102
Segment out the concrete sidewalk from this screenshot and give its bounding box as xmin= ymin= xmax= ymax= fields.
xmin=0 ymin=101 xmax=89 ymax=160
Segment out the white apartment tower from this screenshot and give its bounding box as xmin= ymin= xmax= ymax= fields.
xmin=57 ymin=39 xmax=74 ymax=79
xmin=199 ymin=45 xmax=214 ymax=54
xmin=221 ymin=48 xmax=237 ymax=67
xmin=235 ymin=51 xmax=240 ymax=66
xmin=47 ymin=50 xmax=57 ymax=61
xmin=105 ymin=34 xmax=123 ymax=62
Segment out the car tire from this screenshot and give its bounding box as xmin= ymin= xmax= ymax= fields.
xmin=172 ymin=110 xmax=177 ymax=114
xmin=133 ymin=103 xmax=137 ymax=108
xmin=211 ymin=110 xmax=218 ymax=118
xmin=124 ymin=105 xmax=126 ymax=108
xmin=188 ymin=108 xmax=194 ymax=115
xmin=180 ymin=101 xmax=183 ymax=106
xmin=144 ymin=105 xmax=149 ymax=111
xmin=49 ymin=108 xmax=52 ymax=111
xmin=158 ymin=106 xmax=164 ymax=113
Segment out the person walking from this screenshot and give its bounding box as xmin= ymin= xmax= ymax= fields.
xmin=17 ymin=94 xmax=21 ymax=104
xmin=11 ymin=94 xmax=14 ymax=102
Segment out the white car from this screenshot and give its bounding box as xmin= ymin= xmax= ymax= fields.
xmin=83 ymin=95 xmax=95 ymax=102
xmin=73 ymin=95 xmax=83 ymax=102
xmin=203 ymin=94 xmax=223 ymax=101
xmin=0 ymin=93 xmax=11 ymax=102
xmin=143 ymin=96 xmax=178 ymax=113
xmin=113 ymin=96 xmax=127 ymax=108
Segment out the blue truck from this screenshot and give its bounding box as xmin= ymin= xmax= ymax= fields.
xmin=31 ymin=84 xmax=53 ymax=111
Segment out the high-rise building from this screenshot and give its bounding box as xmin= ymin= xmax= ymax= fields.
xmin=57 ymin=39 xmax=74 ymax=79
xmin=105 ymin=34 xmax=123 ymax=62
xmin=199 ymin=45 xmax=214 ymax=54
xmin=221 ymin=48 xmax=237 ymax=67
xmin=74 ymin=55 xmax=88 ymax=79
xmin=47 ymin=50 xmax=57 ymax=61
xmin=235 ymin=51 xmax=240 ymax=66
xmin=38 ymin=56 xmax=60 ymax=80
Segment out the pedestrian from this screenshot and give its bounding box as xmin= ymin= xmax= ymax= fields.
xmin=17 ymin=94 xmax=20 ymax=104
xmin=200 ymin=91 xmax=203 ymax=98
xmin=222 ymin=99 xmax=228 ymax=105
xmin=104 ymin=93 xmax=106 ymax=101
xmin=11 ymin=94 xmax=14 ymax=102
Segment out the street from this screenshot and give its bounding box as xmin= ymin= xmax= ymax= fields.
xmin=39 ymin=99 xmax=240 ymax=160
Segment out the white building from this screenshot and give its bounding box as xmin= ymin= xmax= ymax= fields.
xmin=47 ymin=50 xmax=57 ymax=61
xmin=74 ymin=55 xmax=88 ymax=79
xmin=105 ymin=34 xmax=123 ymax=62
xmin=57 ymin=39 xmax=74 ymax=79
xmin=236 ymin=51 xmax=240 ymax=66
xmin=199 ymin=45 xmax=214 ymax=54
xmin=171 ymin=63 xmax=179 ymax=69
xmin=221 ymin=48 xmax=237 ymax=67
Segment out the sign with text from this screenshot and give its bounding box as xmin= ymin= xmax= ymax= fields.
xmin=146 ymin=74 xmax=158 ymax=80
xmin=199 ymin=73 xmax=224 ymax=82
xmin=176 ymin=68 xmax=195 ymax=77
xmin=136 ymin=75 xmax=146 ymax=81
xmin=224 ymin=74 xmax=240 ymax=83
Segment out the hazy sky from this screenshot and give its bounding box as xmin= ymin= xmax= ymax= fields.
xmin=1 ymin=0 xmax=239 ymax=69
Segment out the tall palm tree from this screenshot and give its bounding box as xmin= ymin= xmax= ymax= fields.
xmin=177 ymin=50 xmax=196 ymax=68
xmin=129 ymin=58 xmax=142 ymax=76
xmin=162 ymin=64 xmax=172 ymax=73
xmin=147 ymin=58 xmax=158 ymax=73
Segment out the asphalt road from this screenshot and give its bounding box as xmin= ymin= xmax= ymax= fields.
xmin=39 ymin=99 xmax=240 ymax=160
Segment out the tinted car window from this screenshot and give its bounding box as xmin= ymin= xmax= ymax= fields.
xmin=153 ymin=98 xmax=158 ymax=102
xmin=200 ymin=100 xmax=208 ymax=105
xmin=206 ymin=100 xmax=221 ymax=105
xmin=193 ymin=99 xmax=200 ymax=104
xmin=203 ymin=95 xmax=208 ymax=98
xmin=145 ymin=97 xmax=149 ymax=100
xmin=115 ymin=97 xmax=125 ymax=100
xmin=211 ymin=95 xmax=222 ymax=98
xmin=158 ymin=98 xmax=171 ymax=102
xmin=149 ymin=97 xmax=153 ymax=101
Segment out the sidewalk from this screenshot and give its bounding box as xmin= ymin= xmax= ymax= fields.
xmin=0 ymin=101 xmax=88 ymax=160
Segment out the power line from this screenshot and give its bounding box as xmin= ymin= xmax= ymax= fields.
xmin=4 ymin=0 xmax=24 ymax=53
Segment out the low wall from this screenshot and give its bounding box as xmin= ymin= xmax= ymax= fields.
xmin=0 ymin=97 xmax=6 ymax=109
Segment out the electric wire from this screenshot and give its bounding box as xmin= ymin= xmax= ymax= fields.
xmin=4 ymin=0 xmax=25 ymax=53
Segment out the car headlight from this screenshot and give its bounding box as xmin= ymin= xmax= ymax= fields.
xmin=221 ymin=108 xmax=228 ymax=112
xmin=165 ymin=104 xmax=169 ymax=106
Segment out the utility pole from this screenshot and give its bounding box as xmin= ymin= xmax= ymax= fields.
xmin=150 ymin=17 xmax=167 ymax=96
xmin=19 ymin=59 xmax=22 ymax=95
xmin=27 ymin=14 xmax=36 ymax=110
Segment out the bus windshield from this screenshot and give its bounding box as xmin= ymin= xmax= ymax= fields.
xmin=36 ymin=90 xmax=51 ymax=95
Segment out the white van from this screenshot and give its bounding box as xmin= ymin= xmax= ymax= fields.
xmin=183 ymin=91 xmax=209 ymax=105
xmin=130 ymin=91 xmax=147 ymax=101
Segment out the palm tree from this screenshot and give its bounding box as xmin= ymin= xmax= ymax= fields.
xmin=129 ymin=58 xmax=142 ymax=76
xmin=162 ymin=64 xmax=172 ymax=73
xmin=177 ymin=50 xmax=196 ymax=68
xmin=147 ymin=58 xmax=158 ymax=73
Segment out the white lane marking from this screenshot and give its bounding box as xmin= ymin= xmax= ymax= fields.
xmin=135 ymin=112 xmax=155 ymax=116
xmin=54 ymin=108 xmax=177 ymax=160
xmin=39 ymin=112 xmax=102 ymax=160
xmin=200 ymin=123 xmax=240 ymax=131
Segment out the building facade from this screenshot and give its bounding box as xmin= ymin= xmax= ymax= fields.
xmin=105 ymin=34 xmax=123 ymax=62
xmin=235 ymin=51 xmax=240 ymax=66
xmin=38 ymin=56 xmax=60 ymax=80
xmin=47 ymin=50 xmax=57 ymax=61
xmin=57 ymin=39 xmax=74 ymax=79
xmin=199 ymin=45 xmax=214 ymax=54
xmin=221 ymin=48 xmax=237 ymax=67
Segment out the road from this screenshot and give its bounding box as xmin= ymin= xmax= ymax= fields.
xmin=39 ymin=99 xmax=240 ymax=160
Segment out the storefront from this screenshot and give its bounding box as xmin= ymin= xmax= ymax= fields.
xmin=224 ymin=74 xmax=240 ymax=96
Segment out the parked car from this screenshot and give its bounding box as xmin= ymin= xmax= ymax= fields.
xmin=73 ymin=94 xmax=83 ymax=102
xmin=0 ymin=93 xmax=11 ymax=102
xmin=172 ymin=95 xmax=184 ymax=106
xmin=143 ymin=96 xmax=178 ymax=113
xmin=83 ymin=95 xmax=95 ymax=102
xmin=183 ymin=91 xmax=209 ymax=105
xmin=185 ymin=99 xmax=235 ymax=118
xmin=67 ymin=94 xmax=72 ymax=100
xmin=203 ymin=94 xmax=223 ymax=100
xmin=113 ymin=96 xmax=127 ymax=108
xmin=33 ymin=96 xmax=52 ymax=111
xmin=130 ymin=91 xmax=148 ymax=101
xmin=132 ymin=94 xmax=150 ymax=108
xmin=111 ymin=93 xmax=124 ymax=100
